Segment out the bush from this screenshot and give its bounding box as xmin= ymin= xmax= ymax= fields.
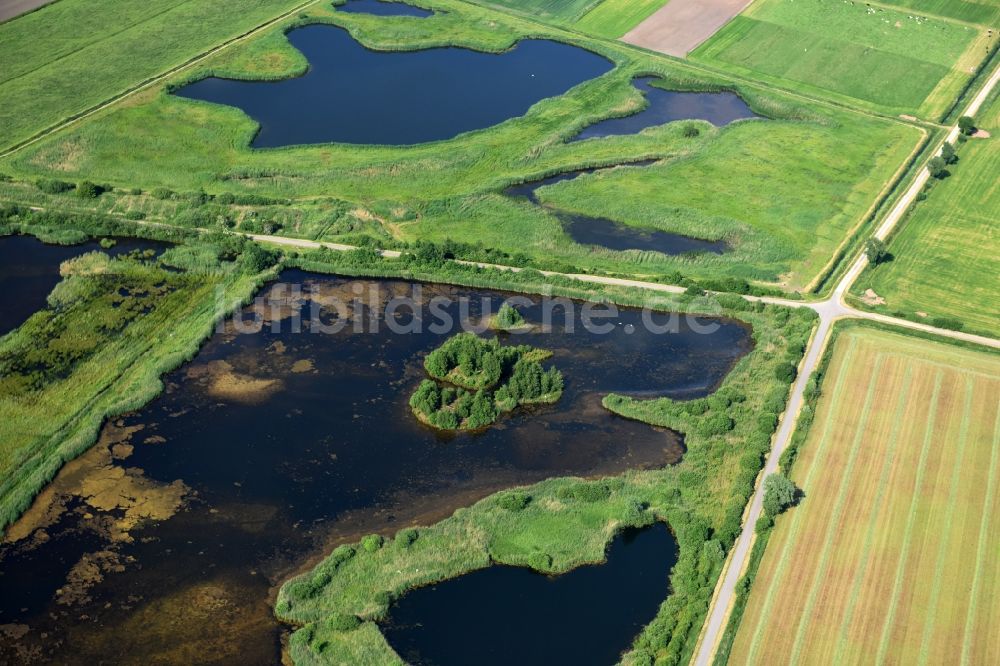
xmin=151 ymin=187 xmax=174 ymax=200
xmin=958 ymin=115 xmax=977 ymax=135
xmin=682 ymin=124 xmax=700 ymax=138
xmin=927 ymin=156 xmax=948 ymax=179
xmin=124 ymin=210 xmax=146 ymax=220
xmin=76 ymin=181 xmax=101 ymax=198
xmin=361 ymin=534 xmax=384 ymax=553
xmin=99 ymin=238 xmax=117 ymax=249
xmin=557 ymin=482 xmax=612 ymax=503
xmin=497 ymin=491 xmax=531 ymax=511
xmin=129 ymin=187 xmax=143 ymax=196
xmin=930 ymin=317 xmax=963 ymax=331
xmin=36 ymin=178 xmax=74 ymax=194
xmin=774 ymin=362 xmax=797 ymax=383
xmin=865 ymin=238 xmax=888 ymax=265
xmin=327 ymin=613 xmax=361 ymax=632
xmin=396 ymin=528 xmax=419 ymax=547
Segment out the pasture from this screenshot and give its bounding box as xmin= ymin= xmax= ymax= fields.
xmin=691 ymin=0 xmax=995 ymax=118
xmin=730 ymin=326 xmax=1000 ymax=665
xmin=853 ymin=91 xmax=1000 ymax=335
xmin=574 ymin=0 xmax=670 ymax=38
xmin=0 ymin=0 xmax=922 ymax=291
xmin=876 ymin=0 xmax=1000 ymax=26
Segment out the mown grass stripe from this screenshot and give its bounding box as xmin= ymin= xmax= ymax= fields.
xmin=959 ymin=392 xmax=1000 ymax=666
xmin=742 ymin=338 xmax=869 ymax=663
xmin=917 ymin=376 xmax=976 ymax=666
xmin=830 ymin=364 xmax=915 ymax=661
xmin=786 ymin=354 xmax=893 ymax=664
xmin=875 ymin=371 xmax=944 ymax=663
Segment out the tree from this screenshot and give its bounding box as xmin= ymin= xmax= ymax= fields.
xmin=940 ymin=141 xmax=956 ymax=165
xmin=762 ymin=473 xmax=798 ymax=517
xmin=958 ymin=115 xmax=977 ymax=135
xmin=865 ymin=237 xmax=888 ymax=265
xmin=927 ymin=156 xmax=948 ymax=179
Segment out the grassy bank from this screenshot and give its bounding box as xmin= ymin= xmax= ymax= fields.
xmin=276 ymin=245 xmax=817 ymax=666
xmin=0 ymin=0 xmax=922 ymax=291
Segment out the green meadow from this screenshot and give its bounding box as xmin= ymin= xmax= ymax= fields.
xmin=0 ymin=0 xmax=922 ymax=292
xmin=851 ymin=91 xmax=1000 ymax=336
xmin=876 ymin=0 xmax=1000 ymax=26
xmin=0 ymin=0 xmax=313 ymax=152
xmin=574 ymin=0 xmax=670 ymax=38
xmin=691 ymin=0 xmax=995 ymax=119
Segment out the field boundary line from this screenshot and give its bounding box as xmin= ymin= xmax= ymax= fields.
xmin=959 ymin=402 xmax=1000 ymax=666
xmin=741 ymin=342 xmax=872 ymax=663
xmin=916 ymin=377 xmax=975 ymax=665
xmin=785 ymin=354 xmax=894 ymax=663
xmin=0 ymin=0 xmax=322 ymax=158
xmin=830 ymin=364 xmax=915 ymax=662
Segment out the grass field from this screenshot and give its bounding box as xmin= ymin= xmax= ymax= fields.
xmin=730 ymin=326 xmax=1000 ymax=665
xmin=0 ymin=0 xmax=311 ymax=152
xmin=574 ymin=0 xmax=670 ymax=38
xmin=691 ymin=0 xmax=995 ymax=119
xmin=0 ymin=0 xmax=923 ymax=291
xmin=852 ymin=91 xmax=1000 ymax=335
xmin=876 ymin=0 xmax=1000 ymax=26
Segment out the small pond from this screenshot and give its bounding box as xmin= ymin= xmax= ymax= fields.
xmin=336 ymin=0 xmax=433 ymax=17
xmin=0 ymin=235 xmax=168 ymax=337
xmin=569 ymin=76 xmax=759 ymax=142
xmin=174 ymin=25 xmax=613 ymax=147
xmin=506 ymin=165 xmax=728 ymax=256
xmin=0 ymin=273 xmax=749 ymax=664
xmin=383 ymin=523 xmax=677 ymax=665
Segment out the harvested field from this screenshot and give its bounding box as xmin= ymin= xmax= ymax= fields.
xmin=730 ymin=326 xmax=1000 ymax=664
xmin=621 ymin=0 xmax=752 ymax=57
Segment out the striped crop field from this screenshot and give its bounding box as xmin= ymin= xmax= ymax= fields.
xmin=574 ymin=0 xmax=670 ymax=38
xmin=730 ymin=326 xmax=1000 ymax=665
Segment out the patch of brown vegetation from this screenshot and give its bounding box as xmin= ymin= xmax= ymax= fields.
xmin=187 ymin=360 xmax=283 ymax=404
xmin=860 ymin=288 xmax=886 ymax=306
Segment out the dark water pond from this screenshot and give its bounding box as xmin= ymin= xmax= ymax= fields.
xmin=384 ymin=524 xmax=677 ymax=666
xmin=336 ymin=0 xmax=433 ymax=17
xmin=0 ymin=235 xmax=168 ymax=337
xmin=175 ymin=25 xmax=613 ymax=147
xmin=570 ymin=76 xmax=759 ymax=142
xmin=506 ymin=165 xmax=728 ymax=256
xmin=0 ymin=273 xmax=749 ymax=664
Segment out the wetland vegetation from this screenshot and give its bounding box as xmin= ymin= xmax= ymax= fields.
xmin=411 ymin=333 xmax=564 ymax=430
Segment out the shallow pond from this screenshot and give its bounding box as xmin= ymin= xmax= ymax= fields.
xmin=0 ymin=235 xmax=168 ymax=337
xmin=174 ymin=25 xmax=613 ymax=147
xmin=506 ymin=165 xmax=728 ymax=256
xmin=0 ymin=273 xmax=750 ymax=664
xmin=336 ymin=0 xmax=433 ymax=17
xmin=570 ymin=76 xmax=759 ymax=142
xmin=383 ymin=524 xmax=677 ymax=665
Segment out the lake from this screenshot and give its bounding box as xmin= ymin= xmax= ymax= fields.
xmin=175 ymin=25 xmax=613 ymax=147
xmin=0 ymin=273 xmax=750 ymax=664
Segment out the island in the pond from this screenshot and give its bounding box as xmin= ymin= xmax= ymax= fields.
xmin=410 ymin=332 xmax=563 ymax=431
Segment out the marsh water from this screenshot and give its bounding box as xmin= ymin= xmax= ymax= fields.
xmin=0 ymin=272 xmax=750 ymax=664
xmin=506 ymin=165 xmax=728 ymax=256
xmin=0 ymin=235 xmax=167 ymax=337
xmin=383 ymin=524 xmax=677 ymax=665
xmin=570 ymin=77 xmax=759 ymax=142
xmin=336 ymin=0 xmax=433 ymax=17
xmin=175 ymin=25 xmax=613 ymax=147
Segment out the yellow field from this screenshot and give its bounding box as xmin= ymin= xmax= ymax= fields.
xmin=730 ymin=326 xmax=1000 ymax=665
